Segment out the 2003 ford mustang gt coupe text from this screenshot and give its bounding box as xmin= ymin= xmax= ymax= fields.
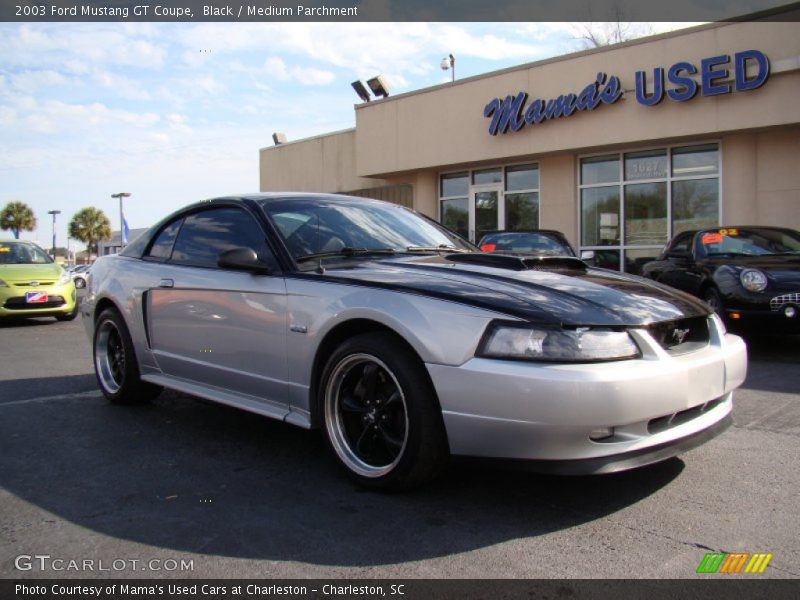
xmin=83 ymin=194 xmax=747 ymax=489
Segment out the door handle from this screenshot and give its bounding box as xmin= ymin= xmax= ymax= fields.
xmin=159 ymin=279 xmax=174 ymax=288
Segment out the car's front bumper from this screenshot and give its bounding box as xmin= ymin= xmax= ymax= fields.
xmin=0 ymin=282 xmax=77 ymax=317
xmin=427 ymin=322 xmax=747 ymax=472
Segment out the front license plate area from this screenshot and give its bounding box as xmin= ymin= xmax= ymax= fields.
xmin=25 ymin=291 xmax=48 ymax=304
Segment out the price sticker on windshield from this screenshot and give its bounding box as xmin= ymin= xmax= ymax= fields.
xmin=701 ymin=233 xmax=723 ymax=245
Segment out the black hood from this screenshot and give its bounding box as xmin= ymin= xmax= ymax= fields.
xmin=299 ymin=254 xmax=710 ymax=327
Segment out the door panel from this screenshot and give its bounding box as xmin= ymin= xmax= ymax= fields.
xmin=148 ymin=263 xmax=288 ymax=408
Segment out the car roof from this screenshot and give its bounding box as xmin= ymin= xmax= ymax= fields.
xmin=479 ymin=229 xmax=570 ymax=238
xmin=208 ymin=192 xmax=390 ymax=204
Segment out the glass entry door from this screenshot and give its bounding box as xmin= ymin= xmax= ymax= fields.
xmin=471 ymin=184 xmax=503 ymax=243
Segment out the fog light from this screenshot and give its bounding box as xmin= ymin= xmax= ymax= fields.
xmin=785 ymin=306 xmax=797 ymax=319
xmin=590 ymin=427 xmax=614 ymax=441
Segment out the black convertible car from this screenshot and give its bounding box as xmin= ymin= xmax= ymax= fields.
xmin=642 ymin=227 xmax=800 ymax=330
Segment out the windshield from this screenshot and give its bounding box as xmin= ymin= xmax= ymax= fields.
xmin=0 ymin=241 xmax=53 ymax=265
xmin=697 ymin=228 xmax=800 ymax=257
xmin=261 ymin=197 xmax=473 ymax=261
xmin=479 ymin=232 xmax=575 ymax=256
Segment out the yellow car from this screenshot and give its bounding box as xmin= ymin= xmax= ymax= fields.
xmin=0 ymin=240 xmax=78 ymax=321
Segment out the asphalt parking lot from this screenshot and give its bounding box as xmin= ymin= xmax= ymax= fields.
xmin=1 ymin=301 xmax=798 ymax=580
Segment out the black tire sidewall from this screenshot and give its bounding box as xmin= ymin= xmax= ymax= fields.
xmin=319 ymin=332 xmax=448 ymax=490
xmin=93 ymin=308 xmax=141 ymax=404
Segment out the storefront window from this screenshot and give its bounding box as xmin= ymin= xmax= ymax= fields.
xmin=624 ymin=150 xmax=667 ymax=181
xmin=624 ymin=182 xmax=667 ymax=245
xmin=440 ymin=172 xmax=468 ymax=197
xmin=581 ymin=187 xmax=620 ymax=246
xmin=506 ymin=164 xmax=539 ymax=191
xmin=440 ymin=198 xmax=469 ymax=240
xmin=439 ymin=163 xmax=540 ymax=241
xmin=472 ymin=168 xmax=502 ymax=185
xmin=672 ymin=144 xmax=719 ymax=177
xmin=581 ymin=155 xmax=619 ymax=185
xmin=505 ymin=193 xmax=539 ymax=230
xmin=580 ymin=143 xmax=719 ymax=273
xmin=672 ymin=179 xmax=719 ymax=234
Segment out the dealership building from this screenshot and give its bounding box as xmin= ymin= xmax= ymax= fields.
xmin=260 ymin=17 xmax=800 ymax=273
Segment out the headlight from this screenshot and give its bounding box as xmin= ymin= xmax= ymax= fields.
xmin=478 ymin=323 xmax=640 ymax=362
xmin=57 ymin=270 xmax=71 ymax=285
xmin=740 ymin=269 xmax=767 ymax=292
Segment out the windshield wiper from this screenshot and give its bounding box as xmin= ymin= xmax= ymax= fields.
xmin=404 ymin=245 xmax=471 ymax=254
xmin=295 ymin=247 xmax=397 ymax=263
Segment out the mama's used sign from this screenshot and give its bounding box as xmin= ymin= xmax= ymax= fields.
xmin=484 ymin=50 xmax=769 ymax=136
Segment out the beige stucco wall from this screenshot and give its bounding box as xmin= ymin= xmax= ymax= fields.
xmin=722 ymin=127 xmax=800 ymax=229
xmin=260 ymin=129 xmax=385 ymax=193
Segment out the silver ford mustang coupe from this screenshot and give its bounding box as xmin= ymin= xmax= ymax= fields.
xmin=83 ymin=193 xmax=747 ymax=489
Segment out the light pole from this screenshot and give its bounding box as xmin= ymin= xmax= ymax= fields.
xmin=47 ymin=210 xmax=61 ymax=260
xmin=111 ymin=192 xmax=131 ymax=249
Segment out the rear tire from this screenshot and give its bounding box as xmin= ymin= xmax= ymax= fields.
xmin=320 ymin=332 xmax=449 ymax=490
xmin=93 ymin=308 xmax=162 ymax=404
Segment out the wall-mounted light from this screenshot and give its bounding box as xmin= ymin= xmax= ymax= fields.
xmin=351 ymin=80 xmax=371 ymax=103
xmin=441 ymin=54 xmax=455 ymax=82
xmin=366 ymin=75 xmax=390 ymax=98
xmin=272 ymin=132 xmax=287 ymax=145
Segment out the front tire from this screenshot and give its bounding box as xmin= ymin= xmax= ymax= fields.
xmin=74 ymin=277 xmax=86 ymax=289
xmin=93 ymin=308 xmax=162 ymax=404
xmin=320 ymin=332 xmax=449 ymax=490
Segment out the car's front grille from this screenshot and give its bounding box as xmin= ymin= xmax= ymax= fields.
xmin=646 ymin=316 xmax=710 ymax=355
xmin=4 ymin=296 xmax=66 ymax=310
xmin=13 ymin=281 xmax=55 ymax=286
xmin=770 ymin=292 xmax=800 ymax=311
xmin=648 ymin=397 xmax=725 ymax=434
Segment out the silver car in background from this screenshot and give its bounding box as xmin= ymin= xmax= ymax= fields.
xmin=83 ymin=194 xmax=747 ymax=490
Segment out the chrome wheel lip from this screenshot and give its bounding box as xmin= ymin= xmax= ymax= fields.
xmin=95 ymin=320 xmax=123 ymax=394
xmin=324 ymin=353 xmax=409 ymax=479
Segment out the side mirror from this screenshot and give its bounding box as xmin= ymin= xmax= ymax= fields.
xmin=667 ymin=249 xmax=693 ymax=262
xmin=217 ymin=248 xmax=271 ymax=274
xmin=580 ymin=250 xmax=595 ymax=262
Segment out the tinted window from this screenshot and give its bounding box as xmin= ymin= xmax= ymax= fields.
xmin=668 ymin=232 xmax=695 ymax=255
xmin=146 ymin=219 xmax=182 ymax=260
xmin=171 ymin=208 xmax=268 ymax=268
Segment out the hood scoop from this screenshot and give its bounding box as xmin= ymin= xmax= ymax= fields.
xmin=446 ymin=253 xmax=587 ymax=272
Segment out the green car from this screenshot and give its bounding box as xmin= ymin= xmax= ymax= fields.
xmin=0 ymin=240 xmax=78 ymax=321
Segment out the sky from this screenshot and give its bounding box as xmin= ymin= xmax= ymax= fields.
xmin=0 ymin=21 xmax=700 ymax=251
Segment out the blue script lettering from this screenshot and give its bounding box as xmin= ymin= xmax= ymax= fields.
xmin=484 ymin=72 xmax=622 ymax=136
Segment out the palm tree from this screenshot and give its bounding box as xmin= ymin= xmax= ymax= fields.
xmin=68 ymin=207 xmax=111 ymax=261
xmin=0 ymin=201 xmax=37 ymax=239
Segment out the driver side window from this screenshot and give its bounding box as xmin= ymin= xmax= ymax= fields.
xmin=169 ymin=207 xmax=274 ymax=269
